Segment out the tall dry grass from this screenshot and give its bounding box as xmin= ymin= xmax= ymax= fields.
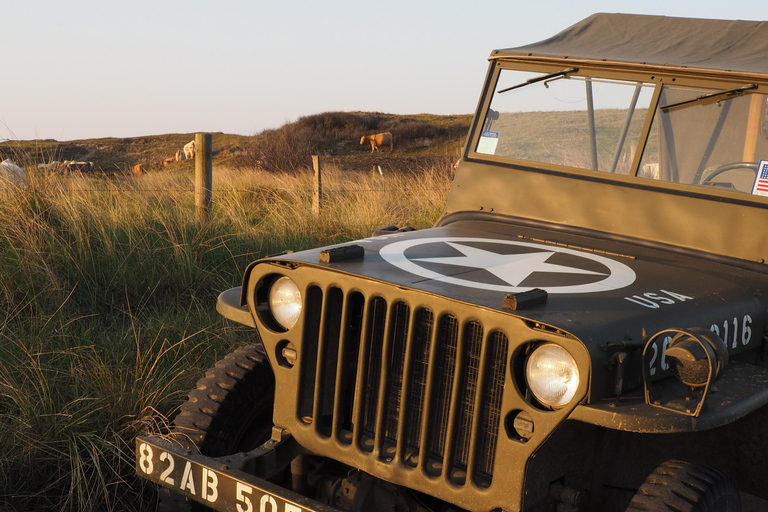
xmin=0 ymin=162 xmax=452 ymax=511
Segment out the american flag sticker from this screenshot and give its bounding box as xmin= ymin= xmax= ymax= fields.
xmin=751 ymin=160 xmax=768 ymax=197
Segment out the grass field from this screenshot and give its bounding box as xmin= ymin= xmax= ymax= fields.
xmin=0 ymin=161 xmax=452 ymax=511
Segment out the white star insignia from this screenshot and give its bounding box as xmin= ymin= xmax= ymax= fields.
xmin=414 ymin=242 xmax=606 ymax=287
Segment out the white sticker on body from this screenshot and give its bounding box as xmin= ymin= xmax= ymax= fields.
xmin=477 ymin=131 xmax=499 ymax=155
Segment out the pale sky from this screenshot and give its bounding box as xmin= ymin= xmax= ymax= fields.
xmin=3 ymin=0 xmax=767 ymax=141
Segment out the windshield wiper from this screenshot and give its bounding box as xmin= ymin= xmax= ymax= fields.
xmin=660 ymin=84 xmax=758 ymax=112
xmin=498 ymin=67 xmax=579 ymax=94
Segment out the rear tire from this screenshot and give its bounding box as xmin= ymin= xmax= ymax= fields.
xmin=626 ymin=459 xmax=741 ymax=512
xmin=159 ymin=344 xmax=275 ymax=511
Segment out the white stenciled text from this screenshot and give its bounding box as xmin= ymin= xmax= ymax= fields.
xmin=138 ymin=445 xmax=305 ymax=511
xmin=625 ymin=290 xmax=693 ymax=309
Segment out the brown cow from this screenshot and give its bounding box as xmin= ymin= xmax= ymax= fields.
xmin=132 ymin=164 xmax=145 ymax=175
xmin=360 ymin=132 xmax=393 ymax=153
xmin=161 ymin=157 xmax=176 ymax=167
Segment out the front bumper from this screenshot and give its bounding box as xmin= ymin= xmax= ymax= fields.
xmin=136 ymin=436 xmax=336 ymax=512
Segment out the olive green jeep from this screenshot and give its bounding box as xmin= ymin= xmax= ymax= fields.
xmin=137 ymin=13 xmax=768 ymax=512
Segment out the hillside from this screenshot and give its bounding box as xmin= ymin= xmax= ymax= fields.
xmin=0 ymin=112 xmax=472 ymax=174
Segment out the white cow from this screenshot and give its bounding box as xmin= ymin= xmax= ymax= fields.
xmin=63 ymin=161 xmax=94 ymax=172
xmin=183 ymin=140 xmax=196 ymax=159
xmin=1 ymin=159 xmax=26 ymax=186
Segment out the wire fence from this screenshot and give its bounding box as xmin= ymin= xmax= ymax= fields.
xmin=11 ymin=136 xmax=457 ymax=221
xmin=60 ymin=186 xmax=450 ymax=193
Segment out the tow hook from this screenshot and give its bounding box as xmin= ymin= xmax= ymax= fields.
xmin=550 ymin=482 xmax=585 ymax=511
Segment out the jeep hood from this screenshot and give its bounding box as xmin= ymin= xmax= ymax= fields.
xmin=258 ymin=219 xmax=766 ymax=345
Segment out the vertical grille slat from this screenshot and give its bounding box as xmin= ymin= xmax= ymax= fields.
xmin=332 ymin=291 xmax=365 ymax=443
xmin=383 ymin=302 xmax=410 ymax=445
xmin=427 ymin=315 xmax=459 ymax=468
xmin=452 ymin=321 xmax=484 ymax=472
xmin=395 ymin=307 xmax=433 ymax=464
xmin=373 ymin=302 xmax=403 ymax=456
xmin=361 ymin=297 xmax=387 ymax=448
xmin=311 ymin=305 xmax=327 ymax=432
xmin=312 ymin=287 xmax=344 ymax=437
xmin=473 ymin=331 xmax=509 ymax=484
xmin=440 ymin=320 xmax=470 ymax=475
xmin=297 ymin=286 xmax=323 ymax=423
xmin=300 ymin=288 xmax=507 ymax=485
xmin=350 ymin=295 xmax=376 ymax=450
xmin=417 ymin=310 xmax=445 ymax=473
xmin=405 ymin=308 xmax=433 ymax=455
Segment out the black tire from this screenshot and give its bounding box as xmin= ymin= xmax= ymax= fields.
xmin=626 ymin=459 xmax=741 ymax=512
xmin=160 ymin=344 xmax=275 ymax=511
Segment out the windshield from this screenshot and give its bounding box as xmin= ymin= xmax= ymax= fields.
xmin=476 ymin=68 xmax=768 ymax=197
xmin=477 ymin=69 xmax=654 ymax=174
xmin=638 ymin=86 xmax=768 ymax=195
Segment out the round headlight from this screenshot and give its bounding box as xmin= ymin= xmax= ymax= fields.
xmin=526 ymin=343 xmax=580 ymax=408
xmin=268 ymin=276 xmax=302 ymax=330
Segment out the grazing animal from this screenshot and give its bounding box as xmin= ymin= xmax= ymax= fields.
xmin=1 ymin=159 xmax=26 ymax=185
xmin=175 ymin=149 xmax=186 ymax=161
xmin=132 ymin=164 xmax=145 ymax=175
xmin=183 ymin=140 xmax=196 ymax=159
xmin=360 ymin=132 xmax=393 ymax=153
xmin=162 ymin=157 xmax=176 ymax=167
xmin=63 ymin=161 xmax=93 ymax=172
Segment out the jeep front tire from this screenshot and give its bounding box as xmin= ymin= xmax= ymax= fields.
xmin=626 ymin=459 xmax=741 ymax=512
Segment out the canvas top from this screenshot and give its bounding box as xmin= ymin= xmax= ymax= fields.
xmin=492 ymin=13 xmax=768 ymax=77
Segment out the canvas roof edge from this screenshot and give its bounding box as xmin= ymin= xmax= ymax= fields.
xmin=490 ymin=13 xmax=768 ymax=79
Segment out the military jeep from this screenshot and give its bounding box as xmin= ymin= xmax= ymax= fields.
xmin=137 ymin=13 xmax=768 ymax=512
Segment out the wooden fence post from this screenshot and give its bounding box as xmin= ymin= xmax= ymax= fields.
xmin=312 ymin=155 xmax=322 ymax=216
xmin=195 ymin=133 xmax=212 ymax=222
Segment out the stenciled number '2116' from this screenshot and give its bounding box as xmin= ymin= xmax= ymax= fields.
xmin=648 ymin=315 xmax=753 ymax=376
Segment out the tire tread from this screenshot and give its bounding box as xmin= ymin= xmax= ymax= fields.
xmin=159 ymin=344 xmax=274 ymax=512
xmin=627 ymin=459 xmax=741 ymax=512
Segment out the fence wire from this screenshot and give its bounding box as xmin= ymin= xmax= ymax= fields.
xmin=62 ymin=187 xmax=450 ymax=193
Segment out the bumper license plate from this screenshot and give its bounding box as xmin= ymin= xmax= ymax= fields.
xmin=136 ymin=436 xmax=335 ymax=512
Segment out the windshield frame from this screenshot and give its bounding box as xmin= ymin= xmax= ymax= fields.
xmin=466 ymin=60 xmax=768 ymax=205
xmin=467 ymin=61 xmax=659 ymax=179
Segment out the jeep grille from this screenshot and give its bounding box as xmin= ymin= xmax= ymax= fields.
xmin=297 ymin=285 xmax=508 ymax=487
